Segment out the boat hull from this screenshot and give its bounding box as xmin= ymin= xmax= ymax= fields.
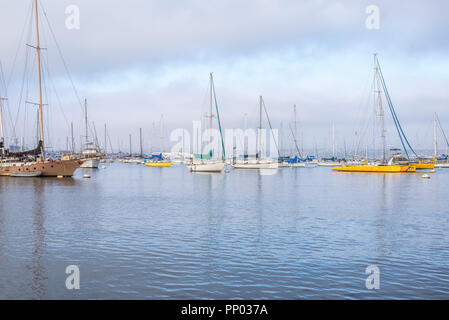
xmin=232 ymin=162 xmax=279 ymax=169
xmin=80 ymin=158 xmax=100 ymax=168
xmin=188 ymin=162 xmax=225 ymax=172
xmin=0 ymin=159 xmax=82 ymax=177
xmin=145 ymin=161 xmax=173 ymax=167
xmin=318 ymin=162 xmax=342 ymax=167
xmin=412 ymin=162 xmax=435 ymax=170
xmin=332 ymin=165 xmax=416 ymax=173
xmin=435 ymin=163 xmax=449 ymax=168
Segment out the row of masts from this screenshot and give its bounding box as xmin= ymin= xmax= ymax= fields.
xmin=0 ymin=3 xmax=447 ymax=162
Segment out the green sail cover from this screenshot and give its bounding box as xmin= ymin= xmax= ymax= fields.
xmin=194 ymin=150 xmax=213 ymax=160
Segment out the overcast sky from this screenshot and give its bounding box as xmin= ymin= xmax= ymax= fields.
xmin=1 ymin=0 xmax=448 ymax=155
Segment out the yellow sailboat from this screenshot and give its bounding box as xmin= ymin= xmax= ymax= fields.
xmin=412 ymin=161 xmax=435 ymax=170
xmin=333 ymin=54 xmax=417 ymax=174
xmin=333 ymin=164 xmax=415 ymax=173
xmin=145 ymin=161 xmax=173 ymax=167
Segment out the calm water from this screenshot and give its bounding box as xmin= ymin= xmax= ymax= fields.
xmin=0 ymin=163 xmax=448 ymax=299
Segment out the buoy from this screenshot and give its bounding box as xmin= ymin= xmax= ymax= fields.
xmin=101 ymin=165 xmax=106 ymax=169
xmin=83 ymin=174 xmax=91 ymax=178
xmin=422 ymin=174 xmax=430 ymax=179
xmin=57 ymin=175 xmax=63 ymax=179
xmin=225 ymin=169 xmax=230 ymax=173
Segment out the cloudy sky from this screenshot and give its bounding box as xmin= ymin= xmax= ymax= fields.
xmin=1 ymin=0 xmax=448 ymax=155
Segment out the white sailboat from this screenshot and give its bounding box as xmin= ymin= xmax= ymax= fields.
xmin=232 ymin=96 xmax=278 ymax=169
xmin=188 ymin=73 xmax=226 ymax=173
xmin=80 ymin=99 xmax=101 ymax=168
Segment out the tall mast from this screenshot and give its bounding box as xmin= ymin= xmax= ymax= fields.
xmin=34 ymin=0 xmax=45 ymax=159
xmin=332 ymin=121 xmax=335 ymax=158
xmin=258 ymin=95 xmax=262 ymax=159
xmin=129 ymin=134 xmax=132 ymax=156
xmin=280 ymin=121 xmax=283 ymax=157
xmin=434 ymin=112 xmax=438 ymax=159
xmin=294 ymin=104 xmax=297 ymax=156
xmin=139 ymin=127 xmax=143 ymax=157
xmin=209 ymin=73 xmax=213 ymax=132
xmin=71 ymin=122 xmax=74 ymax=153
xmin=84 ymin=99 xmax=88 ymax=145
xmin=375 ymin=54 xmax=386 ymax=163
xmin=160 ymin=114 xmax=163 ymax=152
xmin=0 ymin=97 xmax=6 ymax=156
xmin=104 ymin=123 xmax=107 ymax=154
xmin=182 ymin=129 xmax=184 ymax=161
xmin=93 ymin=122 xmax=99 ymax=150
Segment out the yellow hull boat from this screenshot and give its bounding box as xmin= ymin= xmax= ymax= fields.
xmin=145 ymin=161 xmax=173 ymax=167
xmin=332 ymin=165 xmax=416 ymax=173
xmin=412 ymin=162 xmax=435 ymax=170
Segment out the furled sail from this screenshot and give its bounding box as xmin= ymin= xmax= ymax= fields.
xmin=5 ymin=140 xmax=43 ymax=157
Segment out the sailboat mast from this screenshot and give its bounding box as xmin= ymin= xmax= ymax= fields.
xmin=280 ymin=121 xmax=283 ymax=157
xmin=209 ymin=73 xmax=213 ymax=132
xmin=375 ymin=54 xmax=386 ymax=163
xmin=84 ymin=99 xmax=88 ymax=145
xmin=258 ymin=95 xmax=262 ymax=159
xmin=434 ymin=112 xmax=438 ymax=159
xmin=160 ymin=114 xmax=163 ymax=152
xmin=71 ymin=122 xmax=74 ymax=153
xmin=34 ymin=0 xmax=45 ymax=159
xmin=0 ymin=97 xmax=5 ymax=154
xmin=139 ymin=127 xmax=143 ymax=157
xmin=104 ymin=123 xmax=107 ymax=154
xmin=294 ymin=104 xmax=297 ymax=156
xmin=332 ymin=121 xmax=335 ymax=158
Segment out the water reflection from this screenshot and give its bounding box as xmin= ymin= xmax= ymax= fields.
xmin=28 ymin=179 xmax=48 ymax=299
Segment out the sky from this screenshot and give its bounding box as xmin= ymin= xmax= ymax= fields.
xmin=0 ymin=0 xmax=448 ymax=155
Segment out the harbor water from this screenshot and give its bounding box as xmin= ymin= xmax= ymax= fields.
xmin=0 ymin=164 xmax=448 ymax=299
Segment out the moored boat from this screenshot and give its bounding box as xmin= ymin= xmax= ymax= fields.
xmin=0 ymin=1 xmax=81 ymax=177
xmin=333 ymin=164 xmax=416 ymax=173
xmin=145 ymin=161 xmax=173 ymax=167
xmin=188 ymin=73 xmax=226 ymax=173
xmin=332 ymin=54 xmax=418 ymax=174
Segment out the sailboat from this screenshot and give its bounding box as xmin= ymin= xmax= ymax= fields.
xmin=279 ymin=105 xmax=306 ymax=168
xmin=433 ymin=113 xmax=449 ymax=168
xmin=187 ymin=73 xmax=226 ymax=172
xmin=0 ymin=0 xmax=82 ymax=177
xmin=333 ymin=54 xmax=416 ymax=173
xmin=318 ymin=122 xmax=342 ymax=167
xmin=145 ymin=115 xmax=173 ymax=167
xmin=232 ymin=96 xmax=279 ymax=169
xmin=80 ymin=99 xmax=102 ymax=168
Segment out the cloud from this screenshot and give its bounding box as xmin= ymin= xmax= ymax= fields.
xmin=0 ymin=0 xmax=448 ymax=154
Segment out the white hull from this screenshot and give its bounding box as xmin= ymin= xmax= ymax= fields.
xmin=280 ymin=162 xmax=306 ymax=168
xmin=80 ymin=159 xmax=100 ymax=168
xmin=188 ymin=161 xmax=225 ymax=172
xmin=317 ymin=162 xmax=342 ymax=167
xmin=233 ymin=161 xmax=279 ymax=169
xmin=435 ymin=163 xmax=449 ymax=168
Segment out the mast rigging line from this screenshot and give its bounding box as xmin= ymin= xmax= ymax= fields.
xmin=210 ymin=74 xmax=226 ymax=160
xmin=436 ymin=114 xmax=449 ymax=149
xmin=261 ymin=98 xmax=280 ymax=158
xmin=4 ymin=0 xmax=34 ymax=94
xmin=39 ymin=0 xmax=85 ymax=115
xmin=288 ymin=123 xmax=302 ymax=159
xmin=376 ymin=59 xmax=417 ymax=159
